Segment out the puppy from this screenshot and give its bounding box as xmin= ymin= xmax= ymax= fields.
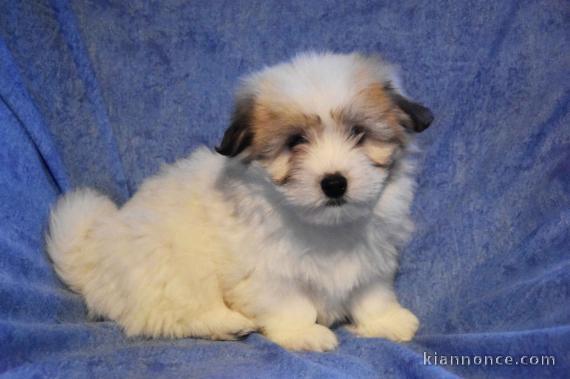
xmin=46 ymin=52 xmax=433 ymax=352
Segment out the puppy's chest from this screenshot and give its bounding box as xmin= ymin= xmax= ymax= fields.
xmin=262 ymin=236 xmax=391 ymax=296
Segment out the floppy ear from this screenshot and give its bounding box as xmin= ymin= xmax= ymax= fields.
xmin=216 ymin=97 xmax=254 ymax=157
xmin=387 ymin=86 xmax=434 ymax=133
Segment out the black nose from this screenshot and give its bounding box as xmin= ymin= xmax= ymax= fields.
xmin=320 ymin=173 xmax=347 ymax=199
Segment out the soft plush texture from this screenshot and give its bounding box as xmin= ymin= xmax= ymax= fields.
xmin=0 ymin=0 xmax=568 ymax=378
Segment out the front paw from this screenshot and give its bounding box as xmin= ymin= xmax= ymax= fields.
xmin=264 ymin=324 xmax=338 ymax=352
xmin=349 ymin=306 xmax=419 ymax=342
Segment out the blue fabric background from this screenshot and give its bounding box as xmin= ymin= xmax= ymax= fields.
xmin=0 ymin=1 xmax=568 ymax=377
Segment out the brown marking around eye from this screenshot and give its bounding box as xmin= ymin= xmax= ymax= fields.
xmin=265 ymin=146 xmax=310 ymax=186
xmin=275 ymin=174 xmax=291 ymax=185
xmin=330 ymin=84 xmax=408 ymax=146
xmin=333 ymin=89 xmax=402 ymax=168
xmin=363 ymin=141 xmax=399 ymax=168
xmin=265 ymin=152 xmax=292 ymax=184
xmin=249 ymin=99 xmax=323 ymax=158
xmin=247 ymin=99 xmax=320 ymax=184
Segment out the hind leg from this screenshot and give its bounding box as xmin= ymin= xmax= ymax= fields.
xmin=82 ymin=198 xmax=259 ymax=340
xmin=87 ymin=240 xmax=256 ymax=339
xmin=118 ymin=288 xmax=257 ymax=340
xmin=115 ymin=267 xmax=257 ymax=340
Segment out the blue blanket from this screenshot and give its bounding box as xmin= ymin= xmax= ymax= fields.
xmin=1 ymin=1 xmax=568 ymax=377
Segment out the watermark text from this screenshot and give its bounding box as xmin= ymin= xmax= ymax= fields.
xmin=423 ymin=351 xmax=556 ymax=367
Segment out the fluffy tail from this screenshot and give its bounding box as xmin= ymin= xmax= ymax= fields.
xmin=46 ymin=188 xmax=117 ymax=294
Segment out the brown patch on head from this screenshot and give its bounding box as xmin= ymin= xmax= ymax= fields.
xmin=217 ymin=92 xmax=322 ymax=166
xmin=231 ymin=98 xmax=322 ymax=184
xmin=329 ymin=83 xmax=407 ymax=168
xmin=250 ymin=100 xmax=322 ymax=158
xmin=357 ymin=84 xmax=408 ymax=143
xmin=330 ymin=85 xmax=408 ymax=144
xmin=352 ymin=55 xmax=433 ymax=134
xmin=355 ymin=85 xmax=408 ymax=168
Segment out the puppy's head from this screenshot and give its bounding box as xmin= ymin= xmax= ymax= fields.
xmin=217 ymin=52 xmax=433 ymax=225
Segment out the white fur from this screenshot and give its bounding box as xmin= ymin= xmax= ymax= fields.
xmin=46 ymin=52 xmax=421 ymax=351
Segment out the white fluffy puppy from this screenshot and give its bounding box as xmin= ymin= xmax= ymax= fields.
xmin=47 ymin=52 xmax=433 ymax=352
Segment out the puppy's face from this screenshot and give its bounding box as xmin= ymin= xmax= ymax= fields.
xmin=217 ymin=53 xmax=433 ymax=225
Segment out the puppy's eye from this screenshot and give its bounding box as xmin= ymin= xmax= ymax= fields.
xmin=286 ymin=134 xmax=308 ymax=150
xmin=350 ymin=125 xmax=367 ymax=144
